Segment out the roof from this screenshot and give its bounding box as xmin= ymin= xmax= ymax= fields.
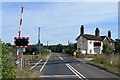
xmin=100 ymin=36 xmax=107 ymax=41
xmin=76 ymin=34 xmax=114 ymax=43
xmin=83 ymin=34 xmax=103 ymax=41
xmin=76 ymin=34 xmax=106 ymax=41
xmin=108 ymin=38 xmax=115 ymax=43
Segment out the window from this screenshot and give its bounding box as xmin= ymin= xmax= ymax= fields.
xmin=90 ymin=49 xmax=92 ymax=53
xmin=90 ymin=41 xmax=92 ymax=44
xmin=94 ymin=42 xmax=101 ymax=47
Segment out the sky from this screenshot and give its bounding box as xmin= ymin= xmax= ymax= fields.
xmin=1 ymin=1 xmax=119 ymax=45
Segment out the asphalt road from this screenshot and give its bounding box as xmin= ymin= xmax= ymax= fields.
xmin=29 ymin=52 xmax=119 ymax=80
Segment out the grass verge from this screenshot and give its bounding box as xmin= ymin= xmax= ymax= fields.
xmin=16 ymin=67 xmax=40 ymax=78
xmin=16 ymin=49 xmax=51 ymax=78
xmin=79 ymin=54 xmax=119 ymax=76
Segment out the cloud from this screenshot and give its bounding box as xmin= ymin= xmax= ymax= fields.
xmin=2 ymin=2 xmax=118 ymax=45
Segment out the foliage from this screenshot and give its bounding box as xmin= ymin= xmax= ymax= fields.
xmin=56 ymin=44 xmax=63 ymax=52
xmin=49 ymin=44 xmax=67 ymax=53
xmin=114 ymin=39 xmax=120 ymax=53
xmin=102 ymin=44 xmax=109 ymax=53
xmin=41 ymin=49 xmax=50 ymax=56
xmin=48 ymin=43 xmax=76 ymax=55
xmin=65 ymin=43 xmax=77 ymax=56
xmin=1 ymin=40 xmax=16 ymax=79
xmin=2 ymin=54 xmax=16 ymax=79
xmin=26 ymin=45 xmax=38 ymax=54
xmin=91 ymin=54 xmax=119 ymax=75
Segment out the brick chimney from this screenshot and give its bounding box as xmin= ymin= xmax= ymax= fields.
xmin=80 ymin=25 xmax=84 ymax=35
xmin=108 ymin=30 xmax=111 ymax=38
xmin=95 ymin=28 xmax=100 ymax=36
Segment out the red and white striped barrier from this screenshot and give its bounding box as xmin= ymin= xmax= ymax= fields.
xmin=18 ymin=7 xmax=24 ymax=38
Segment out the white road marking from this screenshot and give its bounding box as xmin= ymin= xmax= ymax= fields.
xmin=39 ymin=54 xmax=51 ymax=72
xmin=39 ymin=75 xmax=77 ymax=78
xmin=57 ymin=54 xmax=86 ymax=79
xmin=66 ymin=64 xmax=82 ymax=79
xmin=58 ymin=54 xmax=64 ymax=60
xmin=67 ymin=64 xmax=86 ymax=79
xmin=29 ymin=59 xmax=42 ymax=70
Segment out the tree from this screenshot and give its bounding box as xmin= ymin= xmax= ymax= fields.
xmin=102 ymin=44 xmax=109 ymax=54
xmin=115 ymin=39 xmax=120 ymax=53
xmin=65 ymin=43 xmax=76 ymax=56
xmin=6 ymin=43 xmax=12 ymax=47
xmin=26 ymin=45 xmax=38 ymax=54
xmin=56 ymin=44 xmax=63 ymax=53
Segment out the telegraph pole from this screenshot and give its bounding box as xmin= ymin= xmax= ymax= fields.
xmin=38 ymin=27 xmax=41 ymax=54
xmin=47 ymin=41 xmax=48 ymax=50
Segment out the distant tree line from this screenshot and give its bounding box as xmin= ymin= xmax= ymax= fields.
xmin=47 ymin=43 xmax=77 ymax=56
xmin=25 ymin=43 xmax=77 ymax=56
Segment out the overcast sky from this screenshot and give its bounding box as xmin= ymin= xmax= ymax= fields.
xmin=1 ymin=2 xmax=118 ymax=45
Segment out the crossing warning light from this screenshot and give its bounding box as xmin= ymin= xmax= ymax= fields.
xmin=14 ymin=37 xmax=29 ymax=48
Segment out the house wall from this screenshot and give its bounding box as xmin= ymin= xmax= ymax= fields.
xmin=77 ymin=36 xmax=88 ymax=54
xmin=77 ymin=36 xmax=103 ymax=54
xmin=87 ymin=40 xmax=103 ymax=54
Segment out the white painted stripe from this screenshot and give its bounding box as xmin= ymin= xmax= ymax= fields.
xmin=66 ymin=64 xmax=82 ymax=79
xmin=29 ymin=59 xmax=42 ymax=70
xmin=67 ymin=64 xmax=86 ymax=79
xmin=39 ymin=54 xmax=51 ymax=72
xmin=39 ymin=75 xmax=77 ymax=78
xmin=58 ymin=54 xmax=64 ymax=60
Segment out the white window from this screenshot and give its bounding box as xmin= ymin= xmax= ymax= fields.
xmin=90 ymin=49 xmax=92 ymax=53
xmin=90 ymin=41 xmax=92 ymax=44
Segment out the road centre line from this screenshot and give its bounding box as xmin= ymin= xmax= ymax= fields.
xmin=67 ymin=64 xmax=86 ymax=79
xmin=29 ymin=59 xmax=42 ymax=70
xmin=39 ymin=75 xmax=77 ymax=78
xmin=58 ymin=54 xmax=86 ymax=79
xmin=39 ymin=54 xmax=51 ymax=72
xmin=66 ymin=64 xmax=83 ymax=79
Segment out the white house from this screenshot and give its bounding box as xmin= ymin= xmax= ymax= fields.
xmin=76 ymin=25 xmax=114 ymax=54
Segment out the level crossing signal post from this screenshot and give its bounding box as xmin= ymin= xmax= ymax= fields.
xmin=14 ymin=7 xmax=29 ymax=71
xmin=14 ymin=37 xmax=29 ymax=70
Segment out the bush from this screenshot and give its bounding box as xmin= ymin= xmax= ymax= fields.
xmin=1 ymin=42 xmax=16 ymax=79
xmin=2 ymin=54 xmax=16 ymax=79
